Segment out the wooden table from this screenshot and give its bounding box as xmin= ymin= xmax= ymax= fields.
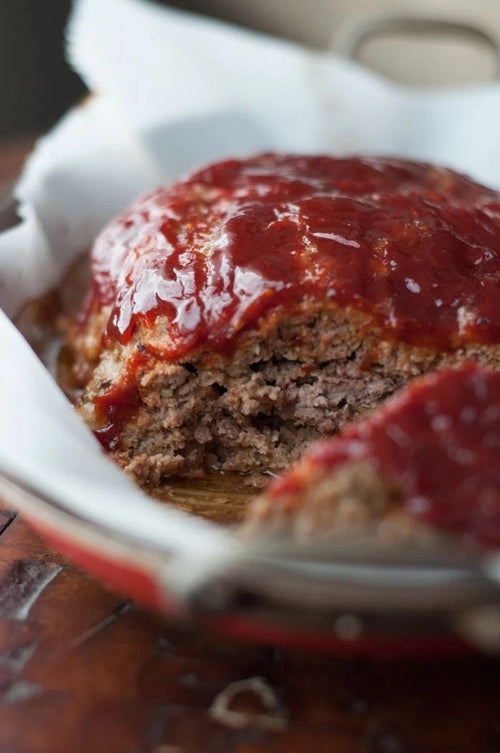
xmin=1 ymin=140 xmax=499 ymax=753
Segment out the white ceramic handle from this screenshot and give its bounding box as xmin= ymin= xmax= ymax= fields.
xmin=331 ymin=15 xmax=500 ymax=80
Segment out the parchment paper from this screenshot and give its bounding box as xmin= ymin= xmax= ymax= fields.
xmin=1 ymin=0 xmax=500 ymax=563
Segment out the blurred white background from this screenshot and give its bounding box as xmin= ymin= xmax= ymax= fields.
xmin=172 ymin=0 xmax=500 ymax=86
xmin=2 ymin=0 xmax=500 ymax=141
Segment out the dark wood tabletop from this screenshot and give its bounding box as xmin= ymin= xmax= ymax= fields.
xmin=1 ymin=140 xmax=499 ymax=753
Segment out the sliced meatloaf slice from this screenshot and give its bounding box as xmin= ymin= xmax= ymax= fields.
xmin=243 ymin=365 xmax=500 ymax=549
xmin=68 ymin=154 xmax=500 ymax=484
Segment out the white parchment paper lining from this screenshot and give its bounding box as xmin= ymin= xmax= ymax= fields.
xmin=1 ymin=0 xmax=500 ymax=564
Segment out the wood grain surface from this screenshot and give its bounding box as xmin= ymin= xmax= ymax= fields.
xmin=1 ymin=140 xmax=500 ymax=753
xmin=0 ymin=507 xmax=499 ymax=753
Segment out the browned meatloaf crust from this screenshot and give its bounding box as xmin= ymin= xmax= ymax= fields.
xmin=243 ymin=365 xmax=500 ymax=549
xmin=68 ymin=154 xmax=500 ymax=484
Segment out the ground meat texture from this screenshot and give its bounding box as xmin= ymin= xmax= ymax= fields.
xmin=68 ymin=154 xmax=500 ymax=484
xmin=244 ymin=366 xmax=500 ymax=549
xmin=73 ymin=305 xmax=499 ymax=484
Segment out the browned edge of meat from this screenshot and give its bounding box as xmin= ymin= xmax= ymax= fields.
xmin=242 ymin=459 xmax=438 ymax=546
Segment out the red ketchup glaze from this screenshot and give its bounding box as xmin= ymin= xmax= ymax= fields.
xmin=92 ymin=350 xmax=148 ymax=449
xmin=89 ymin=154 xmax=500 ymax=356
xmin=269 ymin=366 xmax=500 ymax=548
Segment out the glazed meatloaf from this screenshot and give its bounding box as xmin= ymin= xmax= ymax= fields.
xmin=244 ymin=365 xmax=500 ymax=549
xmin=69 ymin=154 xmax=500 ymax=484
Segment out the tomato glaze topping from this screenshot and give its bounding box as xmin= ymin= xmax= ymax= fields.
xmin=270 ymin=366 xmax=500 ymax=547
xmin=89 ymin=154 xmax=500 ymax=357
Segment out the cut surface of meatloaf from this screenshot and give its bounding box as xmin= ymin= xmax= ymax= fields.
xmin=244 ymin=365 xmax=500 ymax=549
xmin=68 ymin=154 xmax=500 ymax=484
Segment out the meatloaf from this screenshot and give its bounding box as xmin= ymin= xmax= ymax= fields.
xmin=244 ymin=365 xmax=500 ymax=549
xmin=68 ymin=154 xmax=500 ymax=484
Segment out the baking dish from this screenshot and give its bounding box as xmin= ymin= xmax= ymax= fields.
xmin=1 ymin=0 xmax=500 ymax=654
